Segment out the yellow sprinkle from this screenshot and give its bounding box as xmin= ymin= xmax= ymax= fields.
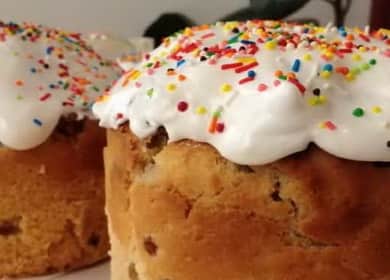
xmin=308 ymin=96 xmax=327 ymax=106
xmin=352 ymin=54 xmax=362 ymax=61
xmin=319 ymin=122 xmax=326 ymax=129
xmin=264 ymin=40 xmax=277 ymax=50
xmin=240 ymin=33 xmax=250 ymax=40
xmin=345 ymin=73 xmax=356 ymax=81
xmin=319 ymin=95 xmax=327 ymax=104
xmin=220 ymin=83 xmax=232 ymax=93
xmin=303 ymin=54 xmax=312 ymax=61
xmin=196 ymin=106 xmax=207 ymax=115
xmin=193 ymin=49 xmax=201 ymax=58
xmin=97 ymin=95 xmax=110 ymax=103
xmin=372 ymin=106 xmax=382 ymax=114
xmin=358 ymin=46 xmax=367 ymax=52
xmin=324 ymin=51 xmax=334 ymax=59
xmin=320 ymin=71 xmax=331 ymax=79
xmin=166 ymin=83 xmax=177 ymax=92
xmin=235 ymin=57 xmax=257 ymax=63
xmin=224 ymin=21 xmax=239 ymax=31
xmin=183 ymin=27 xmax=193 ymax=36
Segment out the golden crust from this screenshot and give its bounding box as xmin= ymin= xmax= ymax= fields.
xmin=0 ymin=120 xmax=109 ymax=277
xmin=105 ymin=128 xmax=390 ymax=280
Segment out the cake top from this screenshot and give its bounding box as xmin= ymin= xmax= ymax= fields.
xmin=0 ymin=21 xmax=122 ymax=150
xmin=94 ymin=20 xmax=390 ymax=165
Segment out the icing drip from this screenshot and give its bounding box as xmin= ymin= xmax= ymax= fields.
xmin=94 ymin=20 xmax=390 ymax=165
xmin=0 ymin=21 xmax=122 ymax=150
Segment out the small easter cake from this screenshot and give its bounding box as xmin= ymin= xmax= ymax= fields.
xmin=0 ymin=21 xmax=121 ymax=276
xmin=94 ymin=20 xmax=390 ymax=280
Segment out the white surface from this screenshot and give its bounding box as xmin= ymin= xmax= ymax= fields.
xmin=20 ymin=262 xmax=109 ymax=280
xmin=0 ymin=0 xmax=247 ymax=38
xmin=0 ymin=0 xmax=370 ymax=39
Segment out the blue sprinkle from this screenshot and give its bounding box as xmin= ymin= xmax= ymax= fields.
xmin=176 ymin=59 xmax=186 ymax=67
xmin=30 ymin=68 xmax=37 ymax=73
xmin=241 ymin=40 xmax=255 ymax=45
xmin=33 ymin=118 xmax=43 ymax=126
xmin=248 ymin=70 xmax=256 ymax=78
xmin=323 ymin=64 xmax=334 ymax=72
xmin=49 ymin=84 xmax=56 ymax=89
xmin=338 ymin=27 xmax=347 ymax=37
xmin=291 ymin=59 xmax=301 ymax=72
xmin=46 ymin=46 xmax=54 ymax=55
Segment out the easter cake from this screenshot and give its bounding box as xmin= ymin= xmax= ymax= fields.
xmin=94 ymin=20 xmax=390 ymax=280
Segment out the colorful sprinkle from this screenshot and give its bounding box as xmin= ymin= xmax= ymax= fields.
xmin=235 ymin=62 xmax=259 ymax=73
xmin=352 ymin=107 xmax=365 ymax=117
xmin=371 ymin=106 xmax=382 ymax=114
xmin=15 ymin=80 xmax=24 ymax=86
xmin=220 ymin=83 xmax=233 ymax=93
xmin=177 ymin=101 xmax=189 ymax=112
xmin=33 ymin=118 xmax=43 ymax=126
xmin=257 ymin=83 xmax=268 ymax=92
xmin=291 ymin=59 xmax=301 ymax=72
xmin=39 ymin=93 xmax=52 ymax=101
xmin=196 ymin=106 xmax=207 ymax=115
xmin=216 ymin=123 xmax=225 ymax=133
xmin=221 ymin=62 xmax=243 ymax=70
xmin=166 ymin=83 xmax=177 ymax=92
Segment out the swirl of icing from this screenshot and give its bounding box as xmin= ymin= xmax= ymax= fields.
xmin=0 ymin=21 xmax=122 ymax=150
xmin=94 ymin=20 xmax=390 ymax=165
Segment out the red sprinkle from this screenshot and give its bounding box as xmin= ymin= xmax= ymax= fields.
xmin=116 ymin=113 xmax=124 ymax=119
xmin=325 ymin=121 xmax=337 ymax=130
xmin=273 ymin=80 xmax=281 ymax=87
xmin=257 ymin=83 xmax=268 ymax=92
xmin=336 ymin=66 xmax=349 ymax=75
xmin=248 ymin=45 xmax=259 ymax=55
xmin=338 ymin=48 xmax=353 ymax=53
xmin=39 ymin=93 xmax=52 ymax=101
xmin=235 ymin=61 xmax=259 ymax=73
xmin=181 ymin=43 xmax=198 ymax=53
xmin=216 ymin=123 xmax=225 ymax=133
xmin=238 ymin=76 xmax=255 ymax=85
xmin=201 ymin=32 xmax=215 ymax=39
xmin=359 ymin=33 xmax=370 ymax=42
xmin=221 ymin=62 xmax=243 ymax=70
xmin=288 ymin=78 xmax=306 ymax=95
xmin=177 ymin=101 xmax=189 ymax=112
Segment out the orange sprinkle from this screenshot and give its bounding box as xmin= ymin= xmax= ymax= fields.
xmin=178 ymin=74 xmax=187 ymax=81
xmin=208 ymin=117 xmax=218 ymax=133
xmin=15 ymin=80 xmax=24 ymax=86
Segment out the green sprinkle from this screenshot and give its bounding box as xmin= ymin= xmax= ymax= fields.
xmin=352 ymin=107 xmax=365 ymax=117
xmin=279 ymin=75 xmax=287 ymax=80
xmin=361 ymin=63 xmax=370 ymax=71
xmin=369 ymin=59 xmax=377 ymax=65
xmin=227 ymin=32 xmax=243 ymax=44
xmin=146 ymin=88 xmax=154 ymax=97
xmin=351 ymin=67 xmax=361 ymax=75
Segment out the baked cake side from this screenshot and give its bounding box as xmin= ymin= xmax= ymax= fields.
xmin=0 ymin=120 xmax=109 ymax=276
xmin=105 ymin=128 xmax=390 ymax=280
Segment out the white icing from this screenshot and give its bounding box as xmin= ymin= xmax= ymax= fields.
xmin=94 ymin=21 xmax=390 ymax=165
xmin=0 ymin=22 xmax=122 ymax=150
